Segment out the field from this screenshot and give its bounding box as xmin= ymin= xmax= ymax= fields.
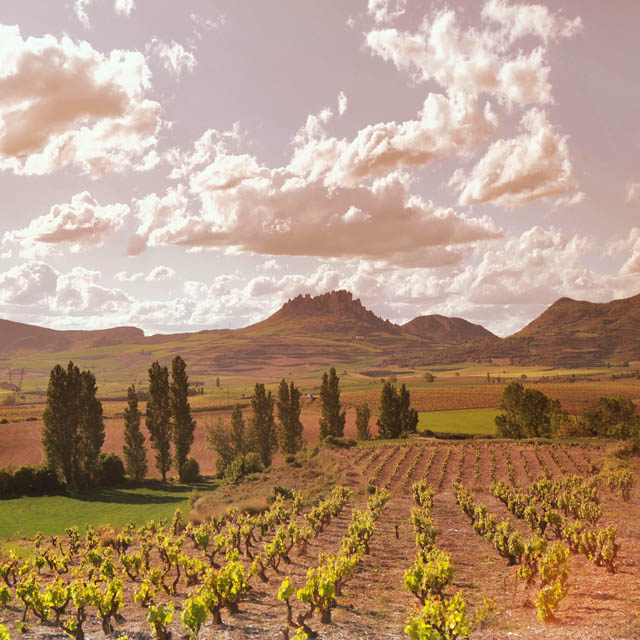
xmin=0 ymin=438 xmax=638 ymax=639
xmin=0 ymin=480 xmax=218 ymax=539
xmin=418 ymin=408 xmax=499 ymax=435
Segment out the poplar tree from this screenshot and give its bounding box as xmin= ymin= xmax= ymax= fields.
xmin=377 ymin=381 xmax=401 ymax=439
xmin=170 ymin=355 xmax=196 ymax=481
xmin=399 ymin=384 xmax=419 ymax=435
xmin=356 ymin=404 xmax=371 ymax=441
xmin=123 ymin=384 xmax=147 ymax=482
xmin=42 ymin=361 xmax=104 ymax=489
xmin=319 ymin=367 xmax=346 ymax=438
xmin=78 ymin=369 xmax=105 ymax=486
xmin=249 ymin=383 xmax=277 ymax=467
xmin=276 ymin=378 xmax=304 ymax=454
xmin=230 ymin=403 xmax=248 ymax=455
xmin=146 ymin=361 xmax=172 ymax=482
xmin=42 ymin=362 xmax=81 ymax=488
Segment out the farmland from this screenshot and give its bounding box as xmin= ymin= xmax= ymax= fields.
xmin=0 ymin=439 xmax=638 ymax=639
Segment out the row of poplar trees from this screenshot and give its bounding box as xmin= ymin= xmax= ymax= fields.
xmin=123 ymin=356 xmax=196 ymax=483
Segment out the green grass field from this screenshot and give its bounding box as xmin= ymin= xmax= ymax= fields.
xmin=418 ymin=408 xmax=499 ymax=435
xmin=0 ymin=479 xmax=218 ymax=539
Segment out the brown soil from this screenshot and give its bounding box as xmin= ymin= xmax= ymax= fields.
xmin=2 ymin=442 xmax=639 ymax=640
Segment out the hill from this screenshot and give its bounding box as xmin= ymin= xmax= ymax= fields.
xmin=476 ymin=293 xmax=640 ymax=366
xmin=402 ymin=314 xmax=498 ymax=344
xmin=248 ymin=290 xmax=400 ymax=335
xmin=0 ymin=319 xmax=144 ymax=356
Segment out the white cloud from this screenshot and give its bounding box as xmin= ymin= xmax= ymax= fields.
xmin=74 ymin=0 xmax=93 ymax=29
xmin=288 ymin=90 xmax=496 ymax=188
xmin=366 ymin=3 xmax=580 ymax=107
xmin=0 ymin=25 xmax=162 ymax=177
xmin=368 ymin=0 xmax=407 ymax=24
xmin=145 ymin=266 xmax=175 ymax=281
xmin=338 ymin=91 xmax=348 ymax=116
xmin=450 ymin=109 xmax=577 ymax=206
xmin=481 ymin=0 xmax=582 ymax=44
xmin=616 ymin=228 xmax=640 ymax=275
xmin=148 ymin=39 xmax=197 ymax=79
xmin=625 ymin=182 xmax=640 ymax=203
xmin=553 ymin=191 xmax=585 ymax=208
xmin=131 ymin=160 xmax=500 ymax=267
xmin=3 ymin=191 xmax=129 ymax=257
xmin=115 ymin=271 xmax=144 ymax=282
xmin=114 ymin=0 xmax=135 ymax=16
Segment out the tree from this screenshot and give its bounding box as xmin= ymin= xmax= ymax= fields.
xmin=494 ymin=382 xmax=562 ymax=439
xmin=580 ymin=396 xmax=639 ymax=440
xmin=170 ymin=356 xmax=196 ymax=482
xmin=276 ymin=378 xmax=304 ymax=454
xmin=42 ymin=362 xmax=81 ymax=488
xmin=319 ymin=368 xmax=346 ymax=438
xmin=377 ymin=382 xmax=402 ymax=438
xmin=146 ymin=361 xmax=172 ymax=482
xmin=355 ymin=404 xmax=371 ymax=441
xmin=216 ymin=377 xmax=220 ymax=388
xmin=230 ymin=404 xmax=248 ymax=456
xmin=42 ymin=361 xmax=104 ymax=489
xmin=249 ymin=383 xmax=277 ymax=467
xmin=123 ymin=384 xmax=147 ymax=482
xmin=399 ymin=384 xmax=419 ymax=434
xmin=78 ymin=369 xmax=105 ymax=486
xmin=206 ymin=417 xmax=236 ymax=476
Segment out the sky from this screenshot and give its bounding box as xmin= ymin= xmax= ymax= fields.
xmin=0 ymin=0 xmax=639 ymax=337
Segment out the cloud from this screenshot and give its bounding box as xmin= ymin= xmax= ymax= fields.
xmin=3 ymin=191 xmax=129 ymax=257
xmin=481 ymin=0 xmax=582 ymax=44
xmin=338 ymin=91 xmax=348 ymax=116
xmin=625 ymin=182 xmax=640 ymax=202
xmin=449 ymin=109 xmax=577 ymax=206
xmin=368 ymin=0 xmax=407 ymax=24
xmin=114 ymin=0 xmax=135 ymax=16
xmin=129 ymin=185 xmax=191 ymax=256
xmin=148 ymin=39 xmax=197 ymax=78
xmin=287 ymin=90 xmax=496 ymax=188
xmin=132 ymin=161 xmax=500 ymax=267
xmin=0 ymin=261 xmax=132 ymax=317
xmin=145 ymin=265 xmax=175 ymax=281
xmin=75 ymin=0 xmax=135 ymax=27
xmin=366 ymin=3 xmax=580 ymax=107
xmin=114 ymin=271 xmax=144 ymax=282
xmin=616 ymin=228 xmax=640 ymax=275
xmin=0 ymin=25 xmax=162 ymax=177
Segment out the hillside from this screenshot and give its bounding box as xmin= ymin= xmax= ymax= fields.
xmin=0 ymin=319 xmax=144 ymax=356
xmin=402 ymin=314 xmax=498 ymax=344
xmin=479 ymin=293 xmax=640 ymax=366
xmin=248 ymin=290 xmax=400 ymax=335
xmin=1 ymin=291 xmax=640 ymax=378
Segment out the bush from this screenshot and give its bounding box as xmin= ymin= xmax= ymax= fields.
xmin=323 ymin=435 xmax=357 ymax=448
xmin=284 ymin=454 xmax=296 ymax=465
xmin=96 ymin=453 xmax=125 ymax=487
xmin=556 ymin=420 xmax=588 ymax=439
xmin=224 ymin=453 xmax=264 ymax=484
xmin=0 ymin=465 xmax=63 ymax=495
xmin=181 ymin=457 xmax=200 ymax=483
xmin=270 ymin=485 xmax=294 ymax=502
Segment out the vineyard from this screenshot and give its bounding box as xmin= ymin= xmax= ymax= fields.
xmin=0 ymin=441 xmax=638 ymax=639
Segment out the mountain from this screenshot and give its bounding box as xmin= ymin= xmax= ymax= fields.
xmin=1 ymin=291 xmax=639 ymax=376
xmin=0 ymin=319 xmax=144 ymax=356
xmin=402 ymin=314 xmax=498 ymax=344
xmin=493 ymin=293 xmax=640 ymax=365
xmin=249 ymin=290 xmax=400 ymax=335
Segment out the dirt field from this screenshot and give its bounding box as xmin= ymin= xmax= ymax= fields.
xmin=0 ymin=408 xmax=360 ymax=477
xmin=1 ymin=440 xmax=639 ymax=639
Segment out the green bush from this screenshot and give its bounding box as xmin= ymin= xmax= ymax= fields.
xmin=181 ymin=457 xmax=200 ymax=483
xmin=0 ymin=465 xmax=63 ymax=495
xmin=96 ymin=453 xmax=125 ymax=487
xmin=323 ymin=435 xmax=357 ymax=448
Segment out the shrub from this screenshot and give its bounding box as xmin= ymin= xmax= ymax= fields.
xmin=270 ymin=485 xmax=294 ymax=503
xmin=244 ymin=452 xmax=263 ymax=474
xmin=224 ymin=453 xmax=263 ymax=484
xmin=181 ymin=457 xmax=200 ymax=483
xmin=556 ymin=420 xmax=587 ymax=439
xmin=284 ymin=454 xmax=296 ymax=465
xmin=0 ymin=465 xmax=63 ymax=495
xmin=96 ymin=453 xmax=125 ymax=487
xmin=323 ymin=435 xmax=357 ymax=448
